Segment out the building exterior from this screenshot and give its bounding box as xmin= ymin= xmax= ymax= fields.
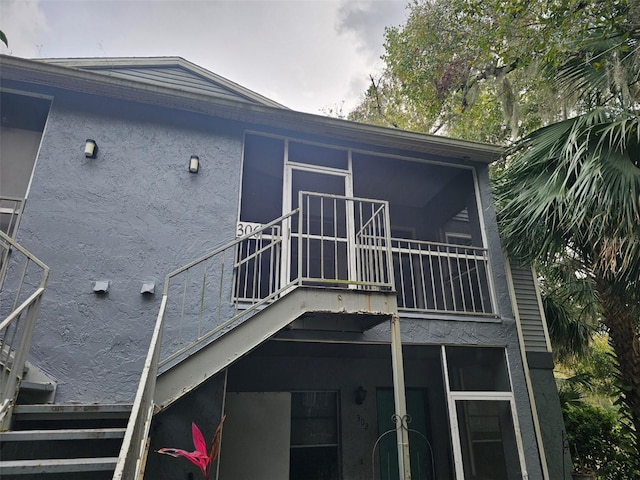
xmin=0 ymin=55 xmax=571 ymax=479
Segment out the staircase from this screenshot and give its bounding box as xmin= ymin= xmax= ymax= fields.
xmin=0 ymin=404 xmax=132 ymax=479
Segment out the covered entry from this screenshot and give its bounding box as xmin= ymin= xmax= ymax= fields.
xmin=218 ymin=341 xmax=528 ymax=480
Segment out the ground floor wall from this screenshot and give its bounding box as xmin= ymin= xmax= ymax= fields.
xmin=144 ymin=326 xmax=547 ymax=480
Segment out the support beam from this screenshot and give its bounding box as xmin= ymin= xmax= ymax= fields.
xmin=390 ymin=314 xmax=411 ymax=480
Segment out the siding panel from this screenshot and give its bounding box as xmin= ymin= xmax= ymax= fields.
xmin=85 ymin=66 xmax=255 ymax=103
xmin=511 ymin=266 xmax=550 ymax=353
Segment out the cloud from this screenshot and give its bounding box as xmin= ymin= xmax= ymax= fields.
xmin=0 ymin=0 xmax=407 ymax=115
xmin=336 ymin=0 xmax=407 ymax=60
xmin=0 ymin=0 xmax=49 ymax=57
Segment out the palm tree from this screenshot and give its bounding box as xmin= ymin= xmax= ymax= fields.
xmin=493 ymin=12 xmax=640 ymax=454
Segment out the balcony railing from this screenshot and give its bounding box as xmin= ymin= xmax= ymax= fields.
xmin=392 ymin=238 xmax=494 ymax=315
xmin=0 ymin=230 xmax=49 ymax=430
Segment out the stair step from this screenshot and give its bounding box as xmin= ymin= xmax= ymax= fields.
xmin=0 ymin=457 xmax=118 ymax=474
xmin=0 ymin=427 xmax=126 ymax=442
xmin=12 ymin=404 xmax=132 ymax=420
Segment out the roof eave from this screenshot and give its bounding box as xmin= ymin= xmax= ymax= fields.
xmin=0 ymin=55 xmax=503 ymax=163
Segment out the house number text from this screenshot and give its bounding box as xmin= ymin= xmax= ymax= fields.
xmin=356 ymin=414 xmax=369 ymax=430
xmin=236 ymin=222 xmax=263 ymax=238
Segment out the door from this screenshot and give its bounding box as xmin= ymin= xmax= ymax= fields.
xmin=219 ymin=392 xmax=292 ymax=479
xmin=282 ymin=165 xmax=353 ymax=286
xmin=377 ymin=388 xmax=434 ymax=480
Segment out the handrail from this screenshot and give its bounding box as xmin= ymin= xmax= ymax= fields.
xmin=0 ymin=230 xmax=49 ymax=431
xmin=163 ymin=209 xmax=299 ymax=292
xmin=112 ymin=296 xmax=166 ymax=480
xmin=116 ymin=193 xmax=395 ymax=478
xmin=115 ymin=209 xmax=301 ymax=479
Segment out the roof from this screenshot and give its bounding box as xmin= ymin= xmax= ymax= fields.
xmin=0 ymin=55 xmax=504 ymax=164
xmin=40 ymin=56 xmax=287 ymax=109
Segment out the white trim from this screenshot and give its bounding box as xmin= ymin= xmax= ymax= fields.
xmin=443 ymin=345 xmax=530 ymax=480
xmin=504 ymin=256 xmax=551 ymax=479
xmin=243 ymin=129 xmax=480 ymax=171
xmin=24 ymin=97 xmax=53 ymax=201
xmin=441 ymin=346 xmax=465 ymax=480
xmin=472 ymin=167 xmax=500 ymax=317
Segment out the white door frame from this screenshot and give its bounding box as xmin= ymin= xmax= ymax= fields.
xmin=281 ymin=162 xmax=353 ymax=287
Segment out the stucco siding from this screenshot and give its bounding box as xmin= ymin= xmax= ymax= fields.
xmin=17 ymin=92 xmax=244 ymax=403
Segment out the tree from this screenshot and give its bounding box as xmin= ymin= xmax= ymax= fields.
xmin=349 ymin=0 xmax=631 ymax=143
xmin=493 ymin=11 xmax=640 ymax=454
xmin=0 ymin=30 xmax=7 ymax=48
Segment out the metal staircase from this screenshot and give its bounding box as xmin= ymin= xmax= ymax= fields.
xmin=114 ymin=192 xmax=396 ymax=478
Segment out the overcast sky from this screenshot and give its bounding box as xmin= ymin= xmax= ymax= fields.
xmin=0 ymin=0 xmax=408 ymax=114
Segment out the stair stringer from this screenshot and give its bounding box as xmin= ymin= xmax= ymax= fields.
xmin=154 ymin=287 xmax=397 ymax=411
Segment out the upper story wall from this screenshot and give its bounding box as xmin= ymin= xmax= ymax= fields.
xmin=17 ymin=90 xmax=245 ymax=402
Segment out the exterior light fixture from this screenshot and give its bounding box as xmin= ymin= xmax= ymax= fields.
xmin=85 ymin=139 xmax=98 ymax=158
xmin=355 ymin=385 xmax=367 ymax=405
xmin=189 ymin=155 xmax=200 ymax=173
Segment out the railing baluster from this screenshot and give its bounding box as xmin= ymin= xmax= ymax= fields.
xmin=464 ymin=249 xmax=476 ymax=313
xmin=0 ymin=229 xmax=49 ymax=431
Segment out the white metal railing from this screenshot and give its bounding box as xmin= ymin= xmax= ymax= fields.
xmin=115 ymin=193 xmax=394 ymax=479
xmin=0 ymin=196 xmax=24 ymax=238
xmin=0 ymin=230 xmax=49 ymax=431
xmin=392 ymin=238 xmax=494 ymax=315
xmin=0 ymin=197 xmax=24 ymax=287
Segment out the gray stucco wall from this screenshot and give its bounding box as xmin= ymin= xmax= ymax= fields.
xmin=18 ymin=92 xmax=243 ymax=403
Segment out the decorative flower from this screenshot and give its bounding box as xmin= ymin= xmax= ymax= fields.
xmin=157 ymin=415 xmax=226 ymax=480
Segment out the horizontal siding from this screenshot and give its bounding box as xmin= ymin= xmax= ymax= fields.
xmin=511 ymin=266 xmax=550 ymax=353
xmin=86 ymin=66 xmax=255 ymax=103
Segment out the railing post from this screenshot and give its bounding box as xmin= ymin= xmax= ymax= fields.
xmin=390 ymin=313 xmax=411 ymax=480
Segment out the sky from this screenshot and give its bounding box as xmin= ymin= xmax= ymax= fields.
xmin=0 ymin=0 xmax=409 ymax=114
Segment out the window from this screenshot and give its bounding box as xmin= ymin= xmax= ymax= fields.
xmin=290 ymin=391 xmax=340 ymax=480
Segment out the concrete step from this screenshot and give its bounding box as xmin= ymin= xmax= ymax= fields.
xmin=0 ymin=457 xmax=118 ymax=474
xmin=0 ymin=403 xmax=131 ymax=478
xmin=11 ymin=403 xmax=132 ymax=430
xmin=0 ymin=427 xmax=126 ymax=442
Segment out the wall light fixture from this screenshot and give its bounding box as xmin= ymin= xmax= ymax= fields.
xmin=189 ymin=155 xmax=200 ymax=173
xmin=85 ymin=139 xmax=98 ymax=158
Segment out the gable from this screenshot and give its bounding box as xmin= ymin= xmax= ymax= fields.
xmin=40 ymin=57 xmax=286 ymax=109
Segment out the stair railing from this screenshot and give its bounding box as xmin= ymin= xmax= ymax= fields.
xmin=0 ymin=230 xmax=49 ymax=431
xmin=113 ymin=209 xmax=301 ymax=480
xmin=115 ymin=193 xmax=394 ymax=479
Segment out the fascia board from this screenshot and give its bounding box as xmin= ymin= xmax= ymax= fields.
xmin=1 ymin=55 xmax=504 ymax=164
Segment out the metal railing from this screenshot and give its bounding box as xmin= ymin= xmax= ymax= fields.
xmin=392 ymin=238 xmax=494 ymax=315
xmin=0 ymin=197 xmax=24 ymax=287
xmin=0 ymin=196 xmax=24 ymax=239
xmin=115 ymin=193 xmax=394 ymax=479
xmin=115 ymin=192 xmax=498 ymax=477
xmin=0 ymin=230 xmax=49 ymax=431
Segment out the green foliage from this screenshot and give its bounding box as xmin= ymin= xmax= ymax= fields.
xmin=556 ymin=335 xmax=619 ymax=403
xmin=349 ymin=0 xmax=637 ymax=143
xmin=0 ymin=30 xmax=7 ymax=48
xmin=563 ymin=402 xmax=639 ymax=478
